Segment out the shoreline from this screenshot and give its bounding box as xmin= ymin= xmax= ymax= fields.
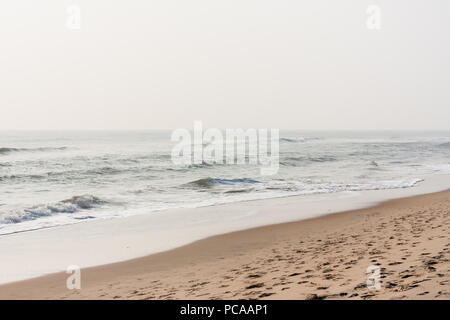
xmin=0 ymin=173 xmax=449 ymax=286
xmin=1 ymin=188 xmax=449 ymax=299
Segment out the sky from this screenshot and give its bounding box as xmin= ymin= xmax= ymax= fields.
xmin=1 ymin=0 xmax=449 ymax=130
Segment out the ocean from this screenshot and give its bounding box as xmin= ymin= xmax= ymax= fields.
xmin=1 ymin=130 xmax=449 ymax=235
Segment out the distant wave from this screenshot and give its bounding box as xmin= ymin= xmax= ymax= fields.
xmin=185 ymin=177 xmax=261 ymax=188
xmin=0 ymin=173 xmax=46 ymax=182
xmin=1 ymin=195 xmax=106 ymax=224
xmin=0 ymin=147 xmax=67 ymax=155
xmin=187 ymin=162 xmax=214 ymax=169
xmin=280 ymin=137 xmax=321 ymax=143
xmin=0 ymin=166 xmax=148 ymax=182
xmin=0 ymin=147 xmax=24 ymax=154
xmin=280 ymin=155 xmax=337 ymax=166
xmin=307 ymin=156 xmax=336 ymax=163
xmin=438 ymin=142 xmax=450 ymax=148
xmin=84 ymin=166 xmax=123 ymax=175
xmin=0 ymin=168 xmax=119 ymax=182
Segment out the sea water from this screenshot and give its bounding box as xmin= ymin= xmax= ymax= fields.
xmin=1 ymin=130 xmax=449 ymax=235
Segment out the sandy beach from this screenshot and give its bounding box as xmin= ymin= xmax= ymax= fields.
xmin=1 ymin=189 xmax=449 ymax=300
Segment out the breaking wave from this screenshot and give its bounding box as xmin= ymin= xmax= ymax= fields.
xmin=1 ymin=195 xmax=106 ymax=224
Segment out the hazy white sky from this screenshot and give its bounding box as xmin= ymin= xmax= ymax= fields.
xmin=1 ymin=0 xmax=449 ymax=130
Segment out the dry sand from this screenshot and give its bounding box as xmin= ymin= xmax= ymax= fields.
xmin=1 ymin=190 xmax=449 ymax=300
